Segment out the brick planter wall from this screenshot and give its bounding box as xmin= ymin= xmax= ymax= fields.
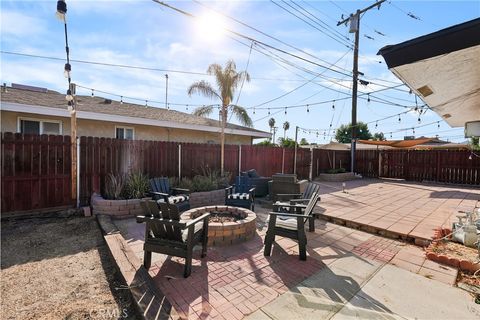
xmin=316 ymin=172 xmax=357 ymax=182
xmin=189 ymin=189 xmax=226 ymax=208
xmin=181 ymin=205 xmax=257 ymax=246
xmin=91 ymin=193 xmax=144 ymax=219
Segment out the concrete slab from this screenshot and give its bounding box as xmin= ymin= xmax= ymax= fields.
xmin=340 ymin=264 xmax=480 ymax=320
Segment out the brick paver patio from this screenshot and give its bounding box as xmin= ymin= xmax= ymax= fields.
xmin=316 ymin=179 xmax=480 ymax=243
xmin=115 ymin=183 xmax=464 ymax=319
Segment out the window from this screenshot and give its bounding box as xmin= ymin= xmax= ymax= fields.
xmin=18 ymin=118 xmax=62 ymax=135
xmin=115 ymin=126 xmax=134 ymax=140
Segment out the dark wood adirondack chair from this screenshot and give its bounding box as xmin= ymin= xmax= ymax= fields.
xmin=276 ymin=182 xmax=320 ymax=205
xmin=264 ymin=192 xmax=320 ymax=260
xmin=225 ymin=175 xmax=256 ymax=210
xmin=137 ymin=200 xmax=210 ymax=277
xmin=149 ymin=177 xmax=191 ymax=212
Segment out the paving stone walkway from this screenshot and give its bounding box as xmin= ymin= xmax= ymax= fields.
xmin=115 ymin=204 xmax=471 ymax=318
xmin=316 ymin=179 xmax=480 ymax=242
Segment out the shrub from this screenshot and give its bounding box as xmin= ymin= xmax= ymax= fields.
xmin=171 ymin=166 xmax=232 ymax=192
xmin=104 ymin=173 xmax=126 ymax=200
xmin=326 ymin=168 xmax=347 ymax=174
xmin=125 ymin=172 xmax=149 ymax=199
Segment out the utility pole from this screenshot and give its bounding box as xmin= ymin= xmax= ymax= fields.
xmin=165 ymin=74 xmax=169 ymax=109
xmin=272 ymin=126 xmax=278 ymax=145
xmin=337 ymin=0 xmax=385 ymax=173
xmin=294 ymin=126 xmax=299 ymax=175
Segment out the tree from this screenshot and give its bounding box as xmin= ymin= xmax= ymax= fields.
xmin=256 ymin=140 xmax=275 ymax=146
xmin=470 ymin=137 xmax=480 ymax=151
xmin=188 ymin=60 xmax=251 ymax=175
xmin=283 ymin=121 xmax=290 ymax=139
xmin=268 ymin=118 xmax=276 ymax=142
xmin=373 ymin=132 xmax=386 ymax=141
xmin=278 ymin=137 xmax=296 ymax=148
xmin=300 ymin=138 xmax=309 ymax=145
xmin=335 ymin=122 xmax=373 ymax=143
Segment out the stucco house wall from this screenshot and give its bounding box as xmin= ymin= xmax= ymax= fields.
xmin=1 ymin=110 xmax=253 ymax=144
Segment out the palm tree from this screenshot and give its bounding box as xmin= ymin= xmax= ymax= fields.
xmin=283 ymin=121 xmax=290 ymax=139
xmin=188 ymin=60 xmax=252 ymax=175
xmin=268 ymin=118 xmax=275 ymax=142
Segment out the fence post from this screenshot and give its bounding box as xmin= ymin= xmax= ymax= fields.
xmin=238 ymin=145 xmax=242 ymax=175
xmin=282 ymin=148 xmax=285 ymax=173
xmin=309 ymin=148 xmax=313 ymax=181
xmin=76 ymin=137 xmax=80 ymax=208
xmin=178 ymin=144 xmax=182 ymax=180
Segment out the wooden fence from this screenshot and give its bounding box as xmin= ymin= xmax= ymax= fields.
xmin=2 ymin=133 xmax=479 ymax=213
xmin=1 ymin=132 xmax=74 ymax=213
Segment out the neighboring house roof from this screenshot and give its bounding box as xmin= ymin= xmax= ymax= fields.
xmin=0 ymin=84 xmax=270 ymax=138
xmin=377 ymin=18 xmax=480 ymax=127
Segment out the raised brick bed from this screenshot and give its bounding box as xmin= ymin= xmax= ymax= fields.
xmin=181 ymin=205 xmax=256 ymax=246
xmin=189 ymin=189 xmax=226 ymax=208
xmin=91 ymin=193 xmax=145 ymax=219
xmin=316 ymin=172 xmax=356 ymax=182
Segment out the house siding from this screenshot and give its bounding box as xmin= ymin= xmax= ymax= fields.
xmin=1 ymin=111 xmax=252 ymax=144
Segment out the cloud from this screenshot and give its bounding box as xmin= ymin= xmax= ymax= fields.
xmin=0 ymin=10 xmax=47 ymax=37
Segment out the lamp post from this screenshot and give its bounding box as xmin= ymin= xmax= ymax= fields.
xmin=56 ymin=0 xmax=77 ymax=205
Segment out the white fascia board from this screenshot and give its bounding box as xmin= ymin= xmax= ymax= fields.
xmin=1 ymin=102 xmax=271 ymax=138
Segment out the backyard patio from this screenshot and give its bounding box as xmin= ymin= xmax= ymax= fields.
xmin=112 ymin=179 xmax=480 ymax=319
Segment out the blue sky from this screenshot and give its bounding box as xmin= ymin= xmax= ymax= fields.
xmin=1 ymin=0 xmax=479 ymax=143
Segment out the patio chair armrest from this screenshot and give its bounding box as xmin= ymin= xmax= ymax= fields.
xmin=136 ymin=216 xmax=187 ymax=227
xmin=277 ymin=193 xmax=302 ymax=197
xmin=268 ymin=212 xmax=310 ymax=218
xmin=185 ymin=212 xmax=211 ymax=227
xmin=225 ymin=186 xmax=233 ymax=196
xmin=248 ymin=187 xmax=256 ymax=194
xmin=172 ymin=187 xmax=191 ymax=195
xmin=274 ymin=203 xmax=307 ymax=209
xmin=289 ymin=198 xmax=309 ymax=203
xmin=148 ymin=191 xmax=169 ymax=199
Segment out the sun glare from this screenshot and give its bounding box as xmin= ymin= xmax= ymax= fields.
xmin=195 ymin=12 xmax=227 ymax=43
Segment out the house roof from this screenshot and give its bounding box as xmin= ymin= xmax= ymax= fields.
xmin=0 ymin=85 xmax=270 ymax=138
xmin=377 ymin=18 xmax=480 ymax=127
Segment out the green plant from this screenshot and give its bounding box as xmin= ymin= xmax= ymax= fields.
xmin=125 ymin=172 xmax=149 ymax=199
xmin=326 ymin=168 xmax=347 ymax=174
xmin=104 ymin=173 xmax=126 ymax=200
xmin=172 ymin=166 xmax=232 ymax=192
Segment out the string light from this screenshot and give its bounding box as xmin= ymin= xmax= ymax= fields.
xmin=306 ymin=104 xmax=310 ymax=113
xmin=268 ymin=108 xmax=270 ymax=115
xmin=120 ymin=96 xmax=123 ymax=104
xmin=375 ymin=121 xmax=378 ymax=129
xmin=186 ymin=104 xmax=189 ymax=111
xmin=91 ymin=89 xmax=94 ymax=97
xmin=437 ymin=121 xmax=440 ymax=128
xmin=284 ymin=107 xmax=287 ymax=115
xmin=367 ymin=93 xmax=370 ymax=103
xmin=332 ymin=100 xmax=335 ymax=110
xmin=398 ymin=114 xmax=401 ymax=123
xmin=63 ymin=63 xmax=71 ymax=78
xmin=145 ymin=100 xmax=148 ymax=107
xmin=390 ymin=132 xmax=392 ymax=138
xmin=418 ymin=116 xmax=421 ymax=124
xmin=253 ymin=107 xmax=256 ymax=114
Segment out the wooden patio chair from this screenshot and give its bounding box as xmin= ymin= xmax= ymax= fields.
xmin=264 ymin=192 xmax=320 ymax=260
xmin=137 ymin=200 xmax=210 ymax=278
xmin=225 ymin=175 xmax=256 ymax=210
xmin=276 ymin=182 xmax=320 ymax=205
xmin=149 ymin=177 xmax=191 ymax=212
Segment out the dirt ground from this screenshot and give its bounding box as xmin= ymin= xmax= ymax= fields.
xmin=1 ymin=216 xmax=140 ymax=320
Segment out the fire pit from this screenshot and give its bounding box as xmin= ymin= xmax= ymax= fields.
xmin=181 ymin=206 xmax=257 ymax=246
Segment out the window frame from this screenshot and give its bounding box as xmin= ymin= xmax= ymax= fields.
xmin=17 ymin=117 xmax=63 ymax=135
xmin=115 ymin=125 xmax=135 ymax=140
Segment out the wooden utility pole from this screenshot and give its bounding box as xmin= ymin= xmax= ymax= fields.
xmin=294 ymin=126 xmax=299 ymax=175
xmin=337 ymin=0 xmax=385 ymax=173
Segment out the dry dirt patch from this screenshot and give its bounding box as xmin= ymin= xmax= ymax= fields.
xmin=1 ymin=216 xmax=140 ymax=320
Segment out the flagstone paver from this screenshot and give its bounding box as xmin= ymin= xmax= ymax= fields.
xmin=316 ymin=179 xmax=480 ymax=242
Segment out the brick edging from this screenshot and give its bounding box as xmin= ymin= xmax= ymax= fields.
xmin=91 ymin=193 xmax=145 ymax=218
xmin=96 ymin=214 xmax=179 ymax=319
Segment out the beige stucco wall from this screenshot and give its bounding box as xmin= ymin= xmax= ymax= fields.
xmin=1 ymin=111 xmax=253 ymax=145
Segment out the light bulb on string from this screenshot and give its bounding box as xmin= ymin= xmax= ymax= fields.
xmin=65 ymin=89 xmax=73 ymax=102
xmin=367 ymin=94 xmax=370 ymax=103
xmin=306 ymin=104 xmax=310 ymax=113
xmin=145 ymin=100 xmax=148 ymax=108
xmin=375 ymin=121 xmax=378 ymax=129
xmin=390 ymin=132 xmax=392 ymax=138
xmin=186 ymin=104 xmax=189 ymax=111
xmin=413 ymin=128 xmax=415 ymax=135
xmin=417 ymin=116 xmax=421 ymax=124
xmin=253 ymin=107 xmax=255 ymax=115
xmin=332 ymin=100 xmax=335 ymax=110
xmin=398 ymin=114 xmax=401 ymax=123
xmin=120 ymin=96 xmax=123 ymax=104
xmin=437 ymin=121 xmax=440 ymax=128
xmin=268 ymin=108 xmax=270 ymax=115
xmin=284 ymin=107 xmax=287 ymax=115
xmin=91 ymin=89 xmax=94 ymax=98
xmin=63 ymin=63 xmax=71 ymax=78
xmin=167 ymin=103 xmax=170 ymax=110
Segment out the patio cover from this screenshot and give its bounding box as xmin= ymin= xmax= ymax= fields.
xmin=377 ymin=18 xmax=480 ymax=128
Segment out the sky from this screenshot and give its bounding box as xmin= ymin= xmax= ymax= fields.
xmin=1 ymin=0 xmax=479 ymax=143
